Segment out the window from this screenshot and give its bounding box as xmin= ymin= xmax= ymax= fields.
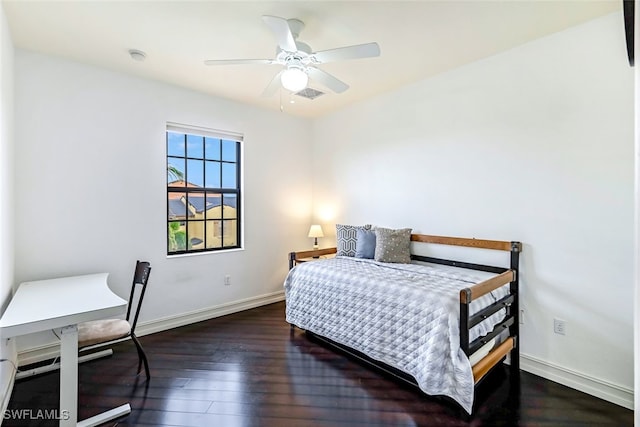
xmin=166 ymin=124 xmax=242 ymax=255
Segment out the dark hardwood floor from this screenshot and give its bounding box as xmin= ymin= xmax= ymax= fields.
xmin=6 ymin=301 xmax=633 ymax=426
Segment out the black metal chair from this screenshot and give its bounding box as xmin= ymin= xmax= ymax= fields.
xmin=77 ymin=260 xmax=152 ymax=380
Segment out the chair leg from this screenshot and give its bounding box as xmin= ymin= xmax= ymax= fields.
xmin=131 ymin=334 xmax=150 ymax=380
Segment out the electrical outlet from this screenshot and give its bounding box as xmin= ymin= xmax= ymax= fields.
xmin=224 ymin=275 xmax=231 ymax=286
xmin=520 ymin=309 xmax=524 ymax=325
xmin=553 ymin=318 xmax=566 ymax=335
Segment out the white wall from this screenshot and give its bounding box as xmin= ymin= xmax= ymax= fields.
xmin=13 ymin=51 xmax=313 ymax=353
xmin=0 ymin=2 xmax=16 ymax=412
xmin=312 ymin=13 xmax=634 ymax=407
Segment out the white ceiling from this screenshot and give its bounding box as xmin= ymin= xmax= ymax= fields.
xmin=2 ymin=1 xmax=620 ymax=118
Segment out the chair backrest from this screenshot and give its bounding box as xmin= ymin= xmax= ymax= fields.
xmin=126 ymin=260 xmax=151 ymax=332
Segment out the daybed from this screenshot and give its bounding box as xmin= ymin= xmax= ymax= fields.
xmin=284 ymin=231 xmax=521 ymax=414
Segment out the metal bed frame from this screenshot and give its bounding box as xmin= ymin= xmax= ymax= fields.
xmin=287 ymin=233 xmax=522 ymax=413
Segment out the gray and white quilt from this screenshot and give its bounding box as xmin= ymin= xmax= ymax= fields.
xmin=284 ymin=256 xmax=509 ymax=413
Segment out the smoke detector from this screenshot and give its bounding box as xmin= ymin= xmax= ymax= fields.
xmin=128 ymin=49 xmax=146 ymax=62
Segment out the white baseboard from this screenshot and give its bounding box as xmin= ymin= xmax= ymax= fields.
xmin=135 ymin=290 xmax=285 ymax=337
xmin=17 ymin=290 xmax=285 ymax=366
xmin=520 ymin=353 xmax=633 ymax=410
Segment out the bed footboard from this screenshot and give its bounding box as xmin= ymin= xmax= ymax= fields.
xmin=457 ymin=240 xmax=521 ymax=383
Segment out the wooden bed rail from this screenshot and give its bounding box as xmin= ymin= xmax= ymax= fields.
xmin=411 ymin=233 xmax=521 ymax=253
xmin=288 ymin=247 xmax=337 ymax=269
xmin=460 ymin=270 xmax=515 ymax=303
xmin=472 ymin=337 xmax=515 ymax=383
xmin=291 ymin=247 xmax=337 ymax=260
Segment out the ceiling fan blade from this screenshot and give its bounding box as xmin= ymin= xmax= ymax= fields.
xmin=312 ymin=42 xmax=380 ymax=63
xmin=262 ymin=15 xmax=297 ymax=52
xmin=204 ymin=59 xmax=275 ymax=66
xmin=307 ymin=67 xmax=349 ymax=93
xmin=261 ymin=70 xmax=284 ymax=98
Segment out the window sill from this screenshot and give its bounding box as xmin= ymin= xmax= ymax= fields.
xmin=167 ymin=247 xmax=245 ymax=259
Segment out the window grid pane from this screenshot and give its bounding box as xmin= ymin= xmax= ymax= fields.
xmin=221 ymin=219 xmax=238 ymax=247
xmin=167 ymin=132 xmax=186 ymax=157
xmin=167 ymin=157 xmax=186 ymax=186
xmin=205 ymin=161 xmax=221 ymax=188
xmin=186 ymin=160 xmax=204 ymax=187
xmin=222 ymin=163 xmax=236 ymax=188
xmin=205 ymin=138 xmax=221 ymax=160
xmin=186 ymin=134 xmax=203 ymax=159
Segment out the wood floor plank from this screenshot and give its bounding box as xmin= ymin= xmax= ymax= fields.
xmin=6 ymin=301 xmax=632 ymax=426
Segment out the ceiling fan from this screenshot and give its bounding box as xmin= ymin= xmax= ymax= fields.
xmin=204 ymin=15 xmax=380 ymax=97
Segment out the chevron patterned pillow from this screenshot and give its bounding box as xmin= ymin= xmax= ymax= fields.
xmin=336 ymin=224 xmax=372 ymax=257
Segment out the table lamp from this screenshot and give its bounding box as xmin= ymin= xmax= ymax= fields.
xmin=308 ymin=225 xmax=324 ymax=250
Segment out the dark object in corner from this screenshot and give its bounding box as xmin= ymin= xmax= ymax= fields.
xmin=624 ymin=0 xmax=634 ymax=66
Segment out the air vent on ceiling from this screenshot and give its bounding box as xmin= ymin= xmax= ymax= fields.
xmin=294 ymin=87 xmax=325 ymax=100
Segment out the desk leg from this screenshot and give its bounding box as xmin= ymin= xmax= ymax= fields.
xmin=57 ymin=325 xmax=131 ymax=427
xmin=59 ymin=325 xmax=78 ymax=427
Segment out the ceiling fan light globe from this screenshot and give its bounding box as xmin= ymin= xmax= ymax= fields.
xmin=281 ymin=68 xmax=308 ymax=92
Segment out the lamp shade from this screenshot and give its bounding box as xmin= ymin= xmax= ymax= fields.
xmin=307 ymin=225 xmax=324 ymax=238
xmin=281 ymin=67 xmax=308 ymax=92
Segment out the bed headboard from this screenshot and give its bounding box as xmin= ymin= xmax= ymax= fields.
xmin=289 ymin=233 xmax=522 ymax=270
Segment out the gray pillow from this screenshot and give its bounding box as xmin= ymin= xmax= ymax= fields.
xmin=374 ymin=227 xmax=412 ymax=263
xmin=355 ymin=228 xmax=376 ymax=259
xmin=336 ymin=224 xmax=372 ymax=257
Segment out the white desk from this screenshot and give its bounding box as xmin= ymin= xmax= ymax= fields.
xmin=0 ymin=273 xmax=131 ymax=427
